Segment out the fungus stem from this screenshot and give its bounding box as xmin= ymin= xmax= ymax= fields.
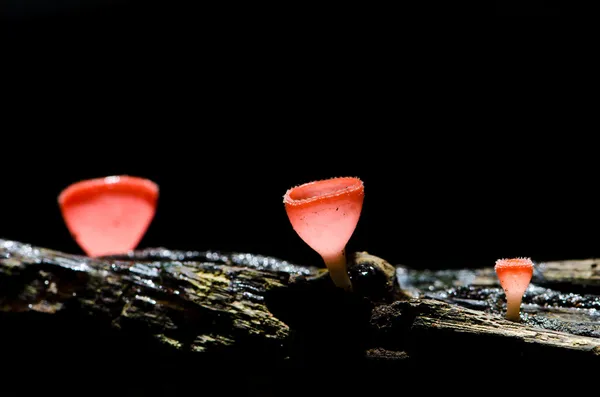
xmin=323 ymin=251 xmax=352 ymax=291
xmin=505 ymin=294 xmax=522 ymax=322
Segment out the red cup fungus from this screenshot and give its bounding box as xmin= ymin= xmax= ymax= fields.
xmin=58 ymin=175 xmax=159 ymax=257
xmin=283 ymin=177 xmax=365 ymax=291
xmin=494 ymin=257 xmax=534 ymax=322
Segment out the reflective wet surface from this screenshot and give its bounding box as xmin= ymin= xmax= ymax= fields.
xmin=397 ymin=266 xmax=600 ymax=337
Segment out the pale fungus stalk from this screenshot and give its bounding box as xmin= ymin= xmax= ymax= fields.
xmin=283 ymin=177 xmax=365 ymax=291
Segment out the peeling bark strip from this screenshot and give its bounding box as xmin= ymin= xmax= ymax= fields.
xmin=2 ymin=238 xmax=600 ymax=367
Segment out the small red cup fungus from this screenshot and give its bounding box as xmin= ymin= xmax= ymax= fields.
xmin=283 ymin=177 xmax=365 ymax=291
xmin=494 ymin=257 xmax=534 ymax=322
xmin=58 ymin=175 xmax=159 ymax=257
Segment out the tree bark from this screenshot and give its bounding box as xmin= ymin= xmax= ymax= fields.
xmin=368 ymin=298 xmax=600 ymax=362
xmin=2 ymin=239 xmax=600 ymax=394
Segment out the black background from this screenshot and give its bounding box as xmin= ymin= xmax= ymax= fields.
xmin=496 ymin=0 xmax=562 ymax=16
xmin=2 ymin=1 xmax=597 ymax=271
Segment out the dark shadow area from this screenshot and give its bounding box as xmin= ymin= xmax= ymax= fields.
xmin=265 ymin=276 xmax=374 ymax=367
xmin=496 ymin=0 xmax=562 ymax=16
xmin=0 ymin=311 xmax=297 ymax=396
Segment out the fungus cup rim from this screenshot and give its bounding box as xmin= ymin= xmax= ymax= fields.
xmin=283 ymin=176 xmax=363 ymax=208
xmin=494 ymin=257 xmax=534 ymax=271
xmin=58 ymin=175 xmax=159 ymax=207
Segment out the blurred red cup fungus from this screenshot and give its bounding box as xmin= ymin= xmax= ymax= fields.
xmin=283 ymin=177 xmax=365 ymax=291
xmin=58 ymin=175 xmax=159 ymax=257
xmin=494 ymin=257 xmax=534 ymax=322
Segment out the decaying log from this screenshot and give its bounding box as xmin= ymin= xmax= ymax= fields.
xmin=0 ymin=239 xmax=313 ymax=361
xmin=3 ymin=238 xmax=600 ymax=386
xmin=396 ymin=261 xmax=600 ymax=337
xmin=368 ymin=298 xmax=600 ymax=362
xmin=535 ymin=258 xmax=600 ymax=292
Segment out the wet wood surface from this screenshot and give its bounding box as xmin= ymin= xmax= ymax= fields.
xmin=2 ymin=239 xmax=600 ymax=394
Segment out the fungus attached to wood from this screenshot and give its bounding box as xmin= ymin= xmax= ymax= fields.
xmin=58 ymin=175 xmax=159 ymax=257
xmin=494 ymin=257 xmax=534 ymax=322
xmin=283 ymin=177 xmax=365 ymax=291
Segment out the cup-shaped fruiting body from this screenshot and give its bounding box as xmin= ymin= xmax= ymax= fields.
xmin=494 ymin=257 xmax=534 ymax=322
xmin=58 ymin=175 xmax=159 ymax=257
xmin=284 ymin=177 xmax=364 ymax=291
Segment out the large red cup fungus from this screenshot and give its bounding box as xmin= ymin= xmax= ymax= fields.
xmin=283 ymin=177 xmax=365 ymax=291
xmin=494 ymin=257 xmax=534 ymax=322
xmin=58 ymin=175 xmax=159 ymax=257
